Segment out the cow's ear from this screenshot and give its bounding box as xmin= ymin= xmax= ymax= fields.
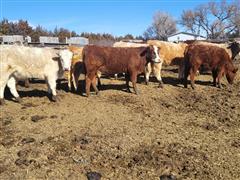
xmin=140 ymin=48 xmax=148 ymax=57
xmin=233 ymin=67 xmax=238 ymax=73
xmin=52 ymin=57 xmax=60 ymax=61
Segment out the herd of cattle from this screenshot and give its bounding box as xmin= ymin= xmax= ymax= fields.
xmin=0 ymin=40 xmax=240 ymax=105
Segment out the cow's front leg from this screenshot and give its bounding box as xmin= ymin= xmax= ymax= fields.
xmin=153 ymin=63 xmax=164 ymax=88
xmin=178 ymin=62 xmax=185 ymax=80
xmin=216 ymin=69 xmax=224 ymax=89
xmin=156 ymin=74 xmax=164 ymax=88
xmin=145 ymin=63 xmax=151 ymax=85
xmin=212 ymin=69 xmax=218 ymax=87
xmin=7 ymin=76 xmax=22 ymax=103
xmin=0 ymin=78 xmax=8 ymax=105
xmin=183 ymin=66 xmax=190 ymax=88
xmin=24 ymin=79 xmax=30 ymax=88
xmin=67 ymin=70 xmax=72 ymax=92
xmin=96 ymin=71 xmax=102 ymax=88
xmin=72 ymin=70 xmax=79 ymax=91
xmin=47 ymin=76 xmax=58 ymax=102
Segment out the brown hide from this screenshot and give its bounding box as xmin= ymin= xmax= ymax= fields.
xmin=184 ymin=44 xmax=238 ymax=89
xmin=83 ymin=45 xmax=153 ymax=96
xmin=83 ymin=45 xmax=150 ymax=75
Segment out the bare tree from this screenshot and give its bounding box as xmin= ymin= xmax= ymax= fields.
xmin=144 ymin=12 xmax=177 ymax=40
xmin=229 ymin=0 xmax=240 ymax=37
xmin=180 ymin=0 xmax=240 ymax=39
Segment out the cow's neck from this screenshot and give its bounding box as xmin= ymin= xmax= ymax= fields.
xmin=57 ymin=58 xmax=64 ymax=77
xmin=232 ymin=50 xmax=239 ymax=60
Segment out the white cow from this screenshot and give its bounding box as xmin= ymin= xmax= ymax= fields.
xmin=0 ymin=45 xmax=73 ymax=105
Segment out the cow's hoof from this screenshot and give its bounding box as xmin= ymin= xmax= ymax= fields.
xmin=86 ymin=171 xmax=102 ymax=180
xmin=96 ymin=91 xmax=100 ymax=96
xmin=145 ymin=81 xmax=149 ymax=85
xmin=179 ymin=79 xmax=184 ymax=84
xmin=24 ymin=80 xmax=30 ymax=88
xmin=0 ymin=99 xmax=5 ymax=105
xmin=70 ymin=87 xmax=76 ymax=93
xmin=217 ymin=84 xmax=222 ymax=89
xmin=135 ymin=90 xmax=140 ymax=95
xmin=51 ymin=95 xmax=58 ymax=102
xmin=15 ymin=97 xmax=22 ymax=103
xmin=158 ymin=83 xmax=164 ymax=88
xmin=191 ymin=86 xmax=195 ymax=89
xmin=160 ymin=174 xmax=176 ymax=180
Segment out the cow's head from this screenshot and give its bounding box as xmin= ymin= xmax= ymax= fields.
xmin=226 ymin=66 xmax=238 ymax=84
xmin=58 ymin=49 xmax=73 ymax=71
xmin=141 ymin=45 xmax=161 ymax=63
xmin=227 ymin=41 xmax=240 ymax=60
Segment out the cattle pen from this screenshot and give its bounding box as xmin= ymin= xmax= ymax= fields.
xmin=0 ymin=39 xmax=240 ymax=180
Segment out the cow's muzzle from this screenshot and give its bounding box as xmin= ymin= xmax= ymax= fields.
xmin=152 ymin=58 xmax=162 ymax=63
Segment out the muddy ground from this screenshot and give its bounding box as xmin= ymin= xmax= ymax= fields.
xmin=0 ymin=66 xmax=240 ymax=180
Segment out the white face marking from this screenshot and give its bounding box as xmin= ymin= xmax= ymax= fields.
xmin=59 ymin=49 xmax=73 ymax=71
xmin=153 ymin=45 xmax=161 ymax=63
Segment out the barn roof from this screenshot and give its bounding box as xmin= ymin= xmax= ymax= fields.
xmin=168 ymin=32 xmax=206 ymax=38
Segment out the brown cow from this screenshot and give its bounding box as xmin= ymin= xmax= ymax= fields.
xmin=190 ymin=41 xmax=240 ymax=61
xmin=83 ymin=45 xmax=159 ymax=96
xmin=184 ymin=44 xmax=238 ymax=89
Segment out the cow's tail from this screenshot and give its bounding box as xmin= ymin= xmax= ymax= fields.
xmin=183 ymin=46 xmax=191 ymax=88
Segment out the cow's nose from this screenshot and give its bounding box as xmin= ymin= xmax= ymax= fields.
xmin=154 ymin=58 xmax=161 ymax=63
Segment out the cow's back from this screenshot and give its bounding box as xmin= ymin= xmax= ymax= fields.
xmin=186 ymin=44 xmax=231 ymax=69
xmin=113 ymin=41 xmax=148 ymax=48
xmin=192 ymin=41 xmax=232 ymax=58
xmin=2 ymin=45 xmax=56 ymax=65
xmin=1 ymin=45 xmax=58 ymax=78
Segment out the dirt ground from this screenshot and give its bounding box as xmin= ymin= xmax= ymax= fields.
xmin=0 ymin=66 xmax=240 ymax=180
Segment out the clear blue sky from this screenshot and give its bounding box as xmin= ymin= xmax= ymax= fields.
xmin=0 ymin=0 xmax=234 ymax=36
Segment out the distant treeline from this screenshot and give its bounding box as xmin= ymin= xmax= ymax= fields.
xmin=0 ymin=19 xmax=144 ymax=43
